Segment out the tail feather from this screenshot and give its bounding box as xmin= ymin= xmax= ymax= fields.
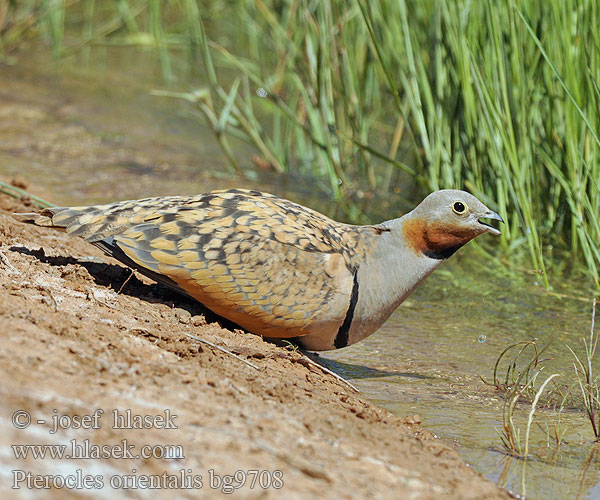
xmin=14 ymin=194 xmax=205 ymax=243
xmin=12 ymin=195 xmax=195 ymax=243
xmin=12 ymin=209 xmax=63 ymax=228
xmin=49 ymin=207 xmax=112 ymax=241
xmin=16 ymin=203 xmax=153 ymax=242
xmin=14 ymin=207 xmax=99 ymax=235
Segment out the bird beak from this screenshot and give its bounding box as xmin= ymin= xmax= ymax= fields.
xmin=478 ymin=211 xmax=504 ymax=235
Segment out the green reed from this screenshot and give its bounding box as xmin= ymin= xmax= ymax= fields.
xmin=198 ymin=0 xmax=600 ymax=288
xmin=1 ymin=0 xmax=599 ymax=287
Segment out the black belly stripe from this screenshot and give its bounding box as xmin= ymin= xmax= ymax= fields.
xmin=334 ymin=271 xmax=360 ymax=349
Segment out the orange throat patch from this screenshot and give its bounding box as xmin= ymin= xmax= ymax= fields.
xmin=402 ymin=217 xmax=477 ymax=260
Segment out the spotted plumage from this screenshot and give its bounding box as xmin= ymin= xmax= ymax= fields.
xmin=29 ymin=188 xmax=503 ymax=350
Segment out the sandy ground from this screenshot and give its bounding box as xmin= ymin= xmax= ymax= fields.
xmin=0 ymin=189 xmax=515 ymax=500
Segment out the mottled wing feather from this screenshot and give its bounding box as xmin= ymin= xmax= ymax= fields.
xmin=113 ymin=215 xmax=353 ymax=337
xmin=43 ymin=189 xmax=384 ymax=257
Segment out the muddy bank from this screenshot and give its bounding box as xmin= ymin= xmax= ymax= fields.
xmin=0 ymin=190 xmax=513 ymax=499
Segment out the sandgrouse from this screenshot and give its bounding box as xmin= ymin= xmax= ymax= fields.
xmin=30 ymin=188 xmax=502 ymax=351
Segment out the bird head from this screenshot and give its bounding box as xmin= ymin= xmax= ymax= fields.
xmin=401 ymin=189 xmax=504 ymax=260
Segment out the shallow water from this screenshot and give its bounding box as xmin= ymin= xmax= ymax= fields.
xmin=322 ymin=265 xmax=600 ymax=499
xmin=2 ymin=47 xmax=599 ymax=499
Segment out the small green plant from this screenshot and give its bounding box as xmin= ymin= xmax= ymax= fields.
xmin=498 ymin=369 xmax=560 ymax=458
xmin=486 ymin=339 xmax=549 ymax=398
xmin=280 ymin=339 xmax=300 ymax=353
xmin=567 ymin=298 xmax=600 ymax=441
xmin=0 ymin=180 xmax=53 ymax=208
xmin=485 ymin=339 xmax=562 ymax=457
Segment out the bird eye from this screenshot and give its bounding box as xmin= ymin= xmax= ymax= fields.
xmin=452 ymin=201 xmax=467 ymax=214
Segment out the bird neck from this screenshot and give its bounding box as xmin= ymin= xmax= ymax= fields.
xmin=347 ymin=217 xmax=443 ymax=345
